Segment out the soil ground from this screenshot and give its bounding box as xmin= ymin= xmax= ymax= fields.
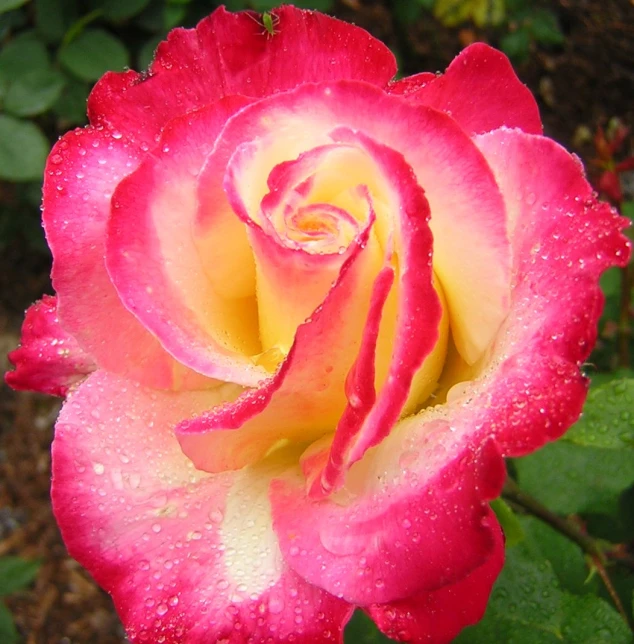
xmin=1 ymin=0 xmax=632 ymax=641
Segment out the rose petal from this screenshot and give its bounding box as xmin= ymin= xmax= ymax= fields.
xmin=224 ymin=140 xmax=375 ymax=353
xmin=270 ymin=435 xmax=505 ymax=605
xmin=87 ymin=6 xmax=396 ymax=149
xmin=367 ymin=519 xmax=504 ymax=643
xmin=197 ymin=79 xmax=511 ymax=365
xmin=475 ymin=129 xmax=630 ymax=363
xmin=470 ymin=128 xmax=631 ymax=454
xmin=52 ymin=370 xmax=351 ymax=642
xmin=5 ymin=295 xmax=95 ymax=397
xmin=386 ymin=72 xmax=436 ymax=96
xmin=43 ymin=129 xmax=208 ymax=390
xmin=311 ymin=129 xmax=444 ymax=497
xmin=389 ymin=43 xmax=542 ymax=136
xmin=107 ymin=96 xmax=269 ymax=387
xmin=176 ymin=214 xmax=383 ymax=473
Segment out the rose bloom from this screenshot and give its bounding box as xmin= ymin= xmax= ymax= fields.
xmin=6 ymin=6 xmax=630 ymax=643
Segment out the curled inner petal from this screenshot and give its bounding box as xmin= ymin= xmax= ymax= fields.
xmin=223 ymin=139 xmax=383 ymax=355
xmin=283 ymin=204 xmax=357 ymax=252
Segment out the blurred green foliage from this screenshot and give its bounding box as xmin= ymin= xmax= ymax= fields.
xmin=397 ymin=0 xmax=564 ymax=62
xmin=0 ymin=557 xmax=40 ymax=643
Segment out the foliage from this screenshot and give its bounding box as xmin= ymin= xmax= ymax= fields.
xmin=0 ymin=557 xmax=40 ymax=643
xmin=455 ymin=518 xmax=631 ymax=643
xmin=399 ymin=0 xmax=565 ymax=62
xmin=499 ymin=0 xmax=564 ymax=62
xmin=434 ymin=0 xmax=505 ymax=28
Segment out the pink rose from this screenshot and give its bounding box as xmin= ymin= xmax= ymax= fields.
xmin=6 ymin=6 xmax=630 ymax=643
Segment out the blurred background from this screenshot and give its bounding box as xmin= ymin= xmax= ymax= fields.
xmin=0 ymin=0 xmax=632 ymax=642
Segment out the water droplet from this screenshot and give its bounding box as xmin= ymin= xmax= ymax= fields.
xmin=268 ymin=595 xmax=284 ymax=614
xmin=209 ymin=509 xmax=223 ymax=523
xmin=398 ymin=449 xmax=419 ymax=470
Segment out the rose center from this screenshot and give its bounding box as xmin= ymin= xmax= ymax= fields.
xmin=283 ymin=204 xmax=358 ymax=253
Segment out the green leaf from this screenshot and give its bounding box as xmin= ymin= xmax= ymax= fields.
xmin=35 ymin=0 xmax=78 ymax=43
xmin=622 ymin=201 xmax=634 ymax=223
xmin=53 ymin=75 xmax=90 ymax=125
xmin=472 ymin=0 xmax=505 ymax=27
xmin=59 ymin=28 xmax=130 ymax=81
xmin=103 ymin=0 xmax=152 ymax=21
xmin=138 ymin=33 xmax=165 ymax=70
xmin=455 ymin=530 xmax=631 ymax=643
xmin=518 ymin=516 xmax=598 ymax=596
xmin=434 ymin=0 xmax=472 ymax=26
xmin=4 ymin=68 xmax=66 ymax=117
xmin=559 ymin=593 xmax=632 ymax=643
xmin=162 ymin=3 xmax=186 ymax=29
xmin=223 ymin=0 xmax=247 ymax=11
xmin=491 ymin=497 xmax=525 ymax=547
xmin=251 ymin=0 xmax=333 ymax=9
xmin=0 ymin=33 xmax=50 ymax=84
xmin=514 ymin=441 xmax=634 ymax=515
xmin=0 ymin=602 xmax=18 ymax=644
xmin=0 ymin=0 xmax=27 ymax=15
xmin=587 ymin=369 xmax=634 ymax=389
xmin=135 ymin=0 xmax=164 ymax=32
xmin=394 ymin=0 xmax=423 ymax=25
xmin=500 ymin=28 xmax=531 ymax=61
xmin=527 ymin=8 xmax=564 ymax=46
xmin=344 ymin=610 xmax=395 ymax=643
xmin=600 ymin=265 xmax=621 ymax=301
xmin=247 ymin=1 xmax=275 ymax=11
xmin=564 ymin=378 xmax=634 ymax=449
xmin=455 ymin=538 xmax=563 ymax=643
xmin=0 ymin=8 xmax=28 ymax=42
xmin=62 ymin=9 xmax=103 ymax=47
xmin=0 ymin=115 xmax=49 ymax=182
xmin=505 ymin=0 xmax=528 ymax=16
xmin=293 ymin=0 xmax=333 ymax=9
xmin=0 ymin=557 xmax=40 ymax=596
xmin=434 ymin=0 xmax=504 ymax=27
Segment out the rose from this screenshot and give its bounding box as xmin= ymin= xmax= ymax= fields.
xmin=6 ymin=6 xmax=629 ymax=643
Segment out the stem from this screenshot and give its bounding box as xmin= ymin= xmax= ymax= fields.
xmin=503 ymin=479 xmax=634 ymax=572
xmin=592 ymin=554 xmax=630 ymax=626
xmin=503 ymin=478 xmax=634 ymax=628
xmin=502 ymin=478 xmax=603 ymax=558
